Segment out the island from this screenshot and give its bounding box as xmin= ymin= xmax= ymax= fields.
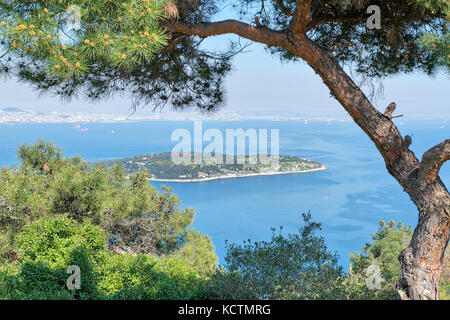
xmin=96 ymin=152 xmax=327 ymax=182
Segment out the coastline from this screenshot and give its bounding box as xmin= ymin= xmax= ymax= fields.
xmin=146 ymin=165 xmax=328 ymax=183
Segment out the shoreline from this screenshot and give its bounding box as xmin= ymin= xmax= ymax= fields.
xmin=146 ymin=166 xmax=328 ymax=183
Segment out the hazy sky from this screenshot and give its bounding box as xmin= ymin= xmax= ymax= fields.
xmin=0 ymin=36 xmax=448 ymax=120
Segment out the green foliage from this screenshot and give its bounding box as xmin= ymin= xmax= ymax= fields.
xmin=0 ymin=215 xmax=207 ymax=300
xmin=0 ymin=1 xmax=447 ymax=111
xmin=0 ymin=140 xmax=217 ymax=300
xmin=206 ymin=217 xmax=449 ymax=300
xmin=349 ymin=220 xmax=413 ymax=289
xmin=0 ymin=140 xmax=207 ymax=255
xmin=173 ymin=230 xmax=218 ymax=273
xmin=1 ymin=141 xmax=448 ymax=300
xmin=239 ymin=0 xmax=449 ymax=77
xmin=16 ymin=215 xmax=106 ymax=262
xmin=413 ymin=0 xmax=450 ymax=69
xmin=1 ymin=215 xmax=105 ymax=299
xmin=17 ymin=139 xmax=64 ymax=173
xmin=51 ymin=164 xmax=109 ymax=220
xmin=0 ymin=0 xmax=170 ymax=78
xmin=413 ymin=0 xmax=449 ymax=14
xmin=97 ymin=254 xmax=206 ymax=300
xmin=348 ymin=221 xmax=413 ymax=299
xmin=348 ymin=220 xmax=450 ymax=300
xmin=0 ymin=0 xmax=229 ymax=111
xmin=420 ymin=32 xmax=450 ymax=69
xmin=347 ymin=220 xmax=449 ymax=300
xmin=206 ymin=213 xmax=346 ymax=300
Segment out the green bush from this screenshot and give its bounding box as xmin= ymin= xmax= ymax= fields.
xmin=17 ymin=139 xmax=64 ymax=174
xmin=0 ymin=215 xmax=105 ymax=299
xmin=205 ymin=213 xmax=346 ymax=300
xmin=0 ymin=140 xmax=216 ymax=257
xmin=173 ymin=230 xmax=218 ymax=273
xmin=0 ymin=215 xmax=209 ymax=300
xmin=97 ymin=254 xmax=206 ymax=300
xmin=0 ymin=141 xmax=216 ymax=300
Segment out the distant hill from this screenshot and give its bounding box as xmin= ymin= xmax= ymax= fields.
xmin=1 ymin=107 xmax=24 ymax=113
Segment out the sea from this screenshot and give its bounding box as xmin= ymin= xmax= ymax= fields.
xmin=0 ymin=120 xmax=448 ymax=267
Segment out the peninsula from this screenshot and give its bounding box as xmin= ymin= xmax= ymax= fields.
xmin=97 ymin=152 xmax=327 ymax=182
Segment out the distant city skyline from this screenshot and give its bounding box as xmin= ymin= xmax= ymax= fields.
xmin=0 ymin=107 xmax=324 ymax=124
xmin=0 ymin=41 xmax=449 ymax=120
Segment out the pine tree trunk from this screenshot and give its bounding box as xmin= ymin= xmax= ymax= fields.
xmin=397 ymin=182 xmax=449 ymax=300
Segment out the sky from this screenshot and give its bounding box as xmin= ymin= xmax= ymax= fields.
xmin=0 ymin=12 xmax=449 ymax=120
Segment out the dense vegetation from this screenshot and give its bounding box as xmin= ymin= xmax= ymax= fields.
xmin=0 ymin=141 xmax=448 ymax=300
xmin=98 ymin=152 xmax=324 ymax=180
xmin=0 ymin=140 xmax=216 ymax=299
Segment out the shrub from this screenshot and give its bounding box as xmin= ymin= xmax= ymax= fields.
xmin=205 ymin=213 xmax=346 ymax=300
xmin=173 ymin=230 xmax=218 ymax=273
xmin=97 ymin=254 xmax=206 ymax=300
xmin=0 ymin=215 xmax=209 ymax=300
xmin=0 ymin=141 xmax=217 ymax=300
xmin=1 ymin=215 xmax=105 ymax=299
xmin=0 ymin=141 xmax=216 ymax=259
xmin=17 ymin=139 xmax=64 ymax=174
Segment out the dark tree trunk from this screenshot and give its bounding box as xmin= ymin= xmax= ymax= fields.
xmin=397 ymin=180 xmax=450 ymax=299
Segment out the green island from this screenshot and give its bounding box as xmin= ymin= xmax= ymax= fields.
xmin=97 ymin=152 xmax=327 ymax=182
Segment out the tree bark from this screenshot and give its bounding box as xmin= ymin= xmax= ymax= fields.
xmin=396 ymin=143 xmax=450 ymax=300
xmin=397 ymin=194 xmax=449 ymax=300
xmin=165 ymin=11 xmax=450 ymax=300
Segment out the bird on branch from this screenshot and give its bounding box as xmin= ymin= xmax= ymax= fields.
xmin=404 ymin=135 xmax=412 ymax=148
xmin=384 ymin=102 xmax=403 ymax=120
xmin=384 ymin=102 xmax=397 ymax=119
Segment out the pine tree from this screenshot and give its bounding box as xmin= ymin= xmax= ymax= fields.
xmin=0 ymin=1 xmax=170 ymax=78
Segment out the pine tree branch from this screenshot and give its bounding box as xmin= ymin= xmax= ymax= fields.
xmin=164 ymin=19 xmax=290 ymax=49
xmin=419 ymin=140 xmax=450 ymax=184
xmin=290 ymin=0 xmax=312 ymax=34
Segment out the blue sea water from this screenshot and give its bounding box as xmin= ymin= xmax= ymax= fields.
xmin=0 ymin=120 xmax=448 ymax=267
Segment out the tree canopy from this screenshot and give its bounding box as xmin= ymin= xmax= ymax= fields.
xmin=0 ymin=0 xmax=447 ymax=110
xmin=0 ymin=0 xmax=170 ymax=76
xmin=0 ymin=0 xmax=230 ymax=110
